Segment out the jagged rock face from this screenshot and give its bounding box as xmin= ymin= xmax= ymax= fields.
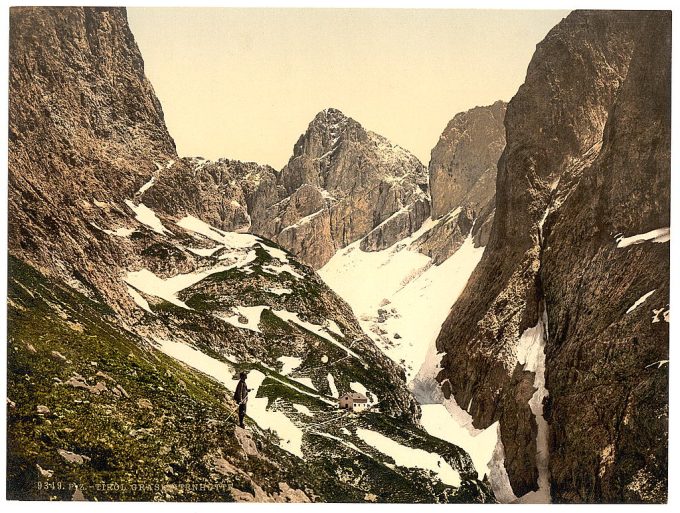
xmin=245 ymin=108 xmax=430 ymax=268
xmin=414 ymin=102 xmax=504 ymax=263
xmin=142 ymin=157 xmax=279 ymax=233
xmin=435 ymin=10 xmax=668 ymax=503
xmin=429 ymin=100 xmax=506 ymax=220
xmin=8 ymin=6 xmax=179 ymax=307
xmin=541 ymin=13 xmax=670 ymax=502
xmin=413 ymin=207 xmax=473 ymax=265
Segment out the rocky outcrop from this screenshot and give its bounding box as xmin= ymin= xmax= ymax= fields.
xmin=240 ymin=108 xmax=430 ymax=268
xmin=141 ymin=157 xmax=274 ymax=233
xmin=429 ymin=101 xmax=505 ymax=220
xmin=411 ymin=102 xmax=505 ymax=263
xmin=435 ymin=10 xmax=668 ymax=503
xmin=541 ymin=12 xmax=670 ymax=502
xmin=9 ymin=6 xmax=179 ymax=304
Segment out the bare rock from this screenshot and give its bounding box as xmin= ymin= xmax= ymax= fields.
xmin=57 ymin=449 xmax=91 ymax=465
xmin=273 ymin=482 xmax=311 ymax=503
xmin=50 ymin=351 xmax=68 ymax=363
xmin=429 ymin=100 xmax=506 ymax=220
xmin=65 ymin=374 xmax=107 ymax=395
xmin=36 ymin=464 xmax=54 ymax=478
xmin=234 ymin=426 xmax=259 ymax=458
xmin=95 ymin=370 xmax=115 ymax=381
xmin=212 ymin=107 xmax=432 ymax=268
xmin=435 ymin=11 xmax=669 ymax=502
xmin=137 ymin=398 xmax=153 ymax=410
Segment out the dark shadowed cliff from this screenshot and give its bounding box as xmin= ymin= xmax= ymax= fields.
xmin=435 ymin=10 xmax=669 ymax=503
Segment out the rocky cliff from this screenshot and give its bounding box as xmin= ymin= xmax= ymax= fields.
xmin=229 ymin=108 xmax=431 ymax=269
xmin=429 ymin=101 xmax=505 ymax=221
xmin=414 ymin=101 xmax=505 ymax=264
xmin=435 ymin=10 xmax=669 ymax=503
xmin=8 ymin=6 xmax=492 ymax=503
xmin=9 ymin=6 xmax=177 ymax=308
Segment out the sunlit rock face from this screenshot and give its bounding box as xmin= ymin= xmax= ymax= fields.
xmin=237 ymin=108 xmax=431 ymax=269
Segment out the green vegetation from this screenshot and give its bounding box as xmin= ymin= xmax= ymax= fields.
xmin=7 ymin=256 xmax=494 ymax=503
xmin=7 ymin=257 xmax=302 ymax=501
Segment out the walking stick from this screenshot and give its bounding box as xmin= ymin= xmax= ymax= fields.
xmin=223 ymin=393 xmax=241 ymax=423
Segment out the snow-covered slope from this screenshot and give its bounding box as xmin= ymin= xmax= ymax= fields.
xmin=319 ymin=216 xmax=484 ymax=382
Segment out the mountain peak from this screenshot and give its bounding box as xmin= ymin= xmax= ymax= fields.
xmin=310 ymin=107 xmax=355 ymax=133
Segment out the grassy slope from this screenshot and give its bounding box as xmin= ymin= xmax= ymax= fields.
xmin=7 ymin=256 xmax=493 ymax=502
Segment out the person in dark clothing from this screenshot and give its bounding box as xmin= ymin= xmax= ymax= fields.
xmin=233 ymin=371 xmax=249 ymax=428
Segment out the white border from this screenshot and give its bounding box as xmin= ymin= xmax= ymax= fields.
xmin=1 ymin=1 xmax=677 ymax=512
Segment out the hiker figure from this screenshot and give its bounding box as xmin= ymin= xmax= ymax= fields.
xmin=233 ymin=371 xmax=249 ymax=428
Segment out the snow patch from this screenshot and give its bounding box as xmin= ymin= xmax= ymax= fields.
xmin=293 ymin=404 xmax=313 ymax=417
xmin=262 ymin=263 xmax=304 ymax=280
xmin=645 ymin=360 xmax=669 ymax=369
xmin=137 ymin=175 xmax=156 ymax=195
xmin=292 ymin=377 xmax=317 ymax=390
xmin=279 ymin=209 xmax=326 ymax=234
xmin=266 ymin=287 xmax=292 ymax=296
xmin=125 ymin=200 xmax=171 ymax=235
xmin=126 ymin=286 xmax=152 ymax=314
xmin=652 ymin=307 xmax=670 ymax=324
xmin=356 ymin=428 xmax=461 ymax=487
xmin=272 ymin=309 xmax=363 ymax=362
xmin=616 ymin=227 xmax=670 ymax=248
xmin=259 ymin=243 xmax=290 ymax=262
xmin=219 ymin=305 xmax=267 ymax=333
xmin=327 ymin=373 xmax=339 ymax=398
xmin=277 ymin=356 xmax=303 ymax=376
xmin=177 ymin=215 xmax=258 ymax=248
xmin=350 ymin=382 xmax=373 ymax=403
xmin=92 ymin=222 xmax=135 ymax=237
xmin=626 ymin=290 xmax=656 ymax=314
xmin=186 ymin=246 xmax=221 ymax=257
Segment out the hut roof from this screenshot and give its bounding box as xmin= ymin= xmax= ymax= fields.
xmin=341 ymin=392 xmax=368 ymax=402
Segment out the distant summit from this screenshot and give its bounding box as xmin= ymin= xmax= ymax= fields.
xmin=216 ymin=108 xmax=431 ymax=268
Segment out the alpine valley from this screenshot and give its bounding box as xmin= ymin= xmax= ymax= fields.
xmin=7 ymin=7 xmax=669 ymax=504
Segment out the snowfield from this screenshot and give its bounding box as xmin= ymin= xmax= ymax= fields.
xmin=419 ymin=404 xmax=498 ymax=481
xmin=319 ymin=217 xmax=484 ymax=380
